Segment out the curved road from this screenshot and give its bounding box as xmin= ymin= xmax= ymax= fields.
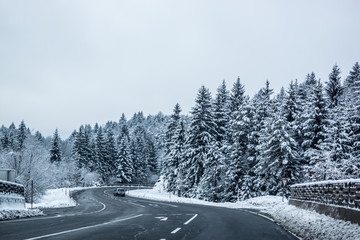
xmin=0 ymin=187 xmax=297 ymax=240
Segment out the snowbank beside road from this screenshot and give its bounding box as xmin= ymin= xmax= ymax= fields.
xmin=128 ymin=186 xmax=360 ymax=240
xmin=0 ymin=188 xmax=75 ymax=220
xmin=0 ymin=193 xmax=44 ymax=221
xmin=27 ymin=188 xmax=76 ymax=209
xmin=0 ymin=209 xmax=43 ymax=221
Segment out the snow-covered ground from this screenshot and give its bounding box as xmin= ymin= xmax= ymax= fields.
xmin=0 ymin=188 xmax=76 ymax=221
xmin=127 ymin=183 xmax=360 ymax=240
xmin=0 ymin=193 xmax=44 ymax=221
xmin=26 ymin=188 xmax=77 ymax=209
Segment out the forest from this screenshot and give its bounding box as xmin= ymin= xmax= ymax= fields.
xmin=1 ymin=62 xmax=359 ymax=203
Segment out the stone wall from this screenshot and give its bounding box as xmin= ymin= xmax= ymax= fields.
xmin=289 ymin=179 xmax=360 ymax=225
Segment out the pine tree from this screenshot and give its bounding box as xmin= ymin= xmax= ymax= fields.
xmin=325 ymin=64 xmax=343 ymax=109
xmin=116 ymin=135 xmax=133 ymax=183
xmin=119 ymin=113 xmax=130 ymax=140
xmin=254 ymin=114 xmax=300 ymax=195
xmin=183 ymin=86 xmax=216 ymax=196
xmin=301 ymin=80 xmax=328 ymax=179
xmin=213 ymin=80 xmax=230 ymax=144
xmin=345 ymin=62 xmax=360 ymax=166
xmin=105 ymin=129 xmax=117 ymax=178
xmin=229 ymin=77 xmax=246 ymax=113
xmin=284 ymin=81 xmax=301 ymax=123
xmin=50 ymin=129 xmax=62 ymax=163
xmin=95 ymin=127 xmax=109 ymax=183
xmin=17 ymin=120 xmax=27 ymax=151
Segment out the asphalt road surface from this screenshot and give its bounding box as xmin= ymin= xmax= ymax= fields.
xmin=0 ymin=187 xmax=298 ymax=240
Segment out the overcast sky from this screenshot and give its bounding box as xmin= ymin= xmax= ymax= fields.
xmin=1 ymin=0 xmax=359 ymax=139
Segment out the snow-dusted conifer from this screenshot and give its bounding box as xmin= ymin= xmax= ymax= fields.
xmin=50 ymin=129 xmax=62 ymax=163
xmin=325 ymin=64 xmax=343 ymax=109
xmin=183 ymin=86 xmax=216 ymax=196
xmin=17 ymin=120 xmax=28 ymax=151
xmin=116 ymin=135 xmax=133 ymax=183
xmin=95 ymin=127 xmax=110 ymax=183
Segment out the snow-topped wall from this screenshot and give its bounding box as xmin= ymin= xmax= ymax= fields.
xmin=0 ymin=180 xmax=25 ymax=210
xmin=290 ymin=179 xmax=360 ymax=209
xmin=289 ymin=179 xmax=360 ymax=225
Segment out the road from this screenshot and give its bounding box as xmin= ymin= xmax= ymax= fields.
xmin=0 ymin=187 xmax=298 ymax=240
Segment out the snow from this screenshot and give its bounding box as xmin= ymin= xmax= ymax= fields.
xmin=0 ymin=193 xmax=44 ymax=221
xmin=0 ymin=209 xmax=43 ymax=221
xmin=0 ymin=188 xmax=76 ymax=220
xmin=0 ymin=193 xmax=25 ymax=211
xmin=0 ymin=179 xmax=24 ymax=187
xmin=26 ymin=188 xmax=77 ymax=209
xmin=127 ymin=181 xmax=360 ymax=240
xmin=292 ymin=178 xmax=360 ymax=187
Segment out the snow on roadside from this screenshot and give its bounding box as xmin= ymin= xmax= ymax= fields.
xmin=0 ymin=193 xmax=44 ymax=221
xmin=0 ymin=209 xmax=43 ymax=221
xmin=127 ymin=184 xmax=360 ymax=240
xmin=1 ymin=188 xmax=76 ymax=220
xmin=26 ymin=188 xmax=77 ymax=209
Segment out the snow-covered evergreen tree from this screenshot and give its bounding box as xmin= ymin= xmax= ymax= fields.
xmin=105 ymin=129 xmax=117 ymax=180
xmin=254 ymin=113 xmax=300 ymax=195
xmin=95 ymin=127 xmax=110 ymax=183
xmin=223 ymin=78 xmax=251 ymax=201
xmin=50 ymin=129 xmax=62 ymax=163
xmin=115 ymin=135 xmax=133 ymax=183
xmin=183 ymin=86 xmax=216 ymax=196
xmin=163 ymin=103 xmax=183 ymax=192
xmin=325 ymin=64 xmax=343 ymax=109
xmin=17 ymin=120 xmax=28 ymax=151
xmin=301 ymin=80 xmax=328 ymax=179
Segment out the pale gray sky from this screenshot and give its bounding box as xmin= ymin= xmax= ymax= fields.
xmin=1 ymin=0 xmax=359 ymax=138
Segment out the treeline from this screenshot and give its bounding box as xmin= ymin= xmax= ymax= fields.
xmin=161 ymin=63 xmax=360 ymax=202
xmin=0 ymin=113 xmax=167 ymax=201
xmin=1 ymin=62 xmax=359 ymax=203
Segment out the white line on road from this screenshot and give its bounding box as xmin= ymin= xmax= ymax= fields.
xmin=130 ymin=198 xmax=178 ymax=208
xmin=171 ymin=227 xmax=181 ymax=234
xmin=125 ymin=200 xmax=146 ymax=208
xmin=88 ymin=201 xmax=106 ymax=214
xmin=184 ymin=214 xmax=198 ymax=225
xmin=24 ymin=214 xmax=144 ymax=240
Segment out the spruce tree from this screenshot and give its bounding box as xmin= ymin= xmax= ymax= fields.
xmin=95 ymin=127 xmax=109 ymax=183
xmin=105 ymin=129 xmax=117 ymax=178
xmin=116 ymin=135 xmax=133 ymax=183
xmin=325 ymin=64 xmax=343 ymax=109
xmin=50 ymin=129 xmax=62 ymax=163
xmin=254 ymin=113 xmax=300 ymax=195
xmin=301 ymin=80 xmax=328 ymax=179
xmin=17 ymin=120 xmax=27 ymax=151
xmin=213 ymin=80 xmax=230 ymax=144
xmin=183 ymin=86 xmax=216 ymax=196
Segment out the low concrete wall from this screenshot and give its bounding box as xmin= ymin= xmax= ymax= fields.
xmin=289 ymin=199 xmax=360 ymax=225
xmin=289 ymin=179 xmax=360 ymax=225
xmin=0 ymin=180 xmax=25 ymax=209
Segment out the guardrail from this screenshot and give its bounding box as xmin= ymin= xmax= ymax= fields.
xmin=290 ymin=179 xmax=360 ymax=209
xmin=0 ymin=180 xmax=25 ymax=209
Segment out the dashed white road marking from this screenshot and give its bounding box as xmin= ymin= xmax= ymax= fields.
xmin=24 ymin=214 xmax=144 ymax=240
xmin=125 ymin=200 xmax=146 ymax=208
xmin=131 ymin=198 xmax=178 ymax=208
xmin=171 ymin=227 xmax=181 ymax=234
xmin=184 ymin=214 xmax=198 ymax=225
xmin=155 ymin=216 xmax=168 ymax=221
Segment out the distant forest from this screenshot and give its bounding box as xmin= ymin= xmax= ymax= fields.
xmin=1 ymin=62 xmax=359 ymax=203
